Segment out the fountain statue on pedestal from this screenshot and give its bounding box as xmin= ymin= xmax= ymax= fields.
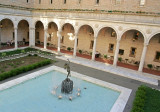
xmin=61 ymin=59 xmax=73 ymax=94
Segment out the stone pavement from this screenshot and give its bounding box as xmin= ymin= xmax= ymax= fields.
xmin=56 ymin=54 xmax=159 ymax=86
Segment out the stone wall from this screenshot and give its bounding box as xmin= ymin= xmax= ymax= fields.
xmin=0 ymin=0 xmax=160 ymax=13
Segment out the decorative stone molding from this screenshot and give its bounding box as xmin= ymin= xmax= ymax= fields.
xmin=118 ymin=26 xmax=123 ymax=31
xmin=146 ymin=29 xmax=152 ymax=34
xmin=75 ymin=22 xmax=78 ymax=26
xmin=95 ymin=24 xmax=99 ymax=28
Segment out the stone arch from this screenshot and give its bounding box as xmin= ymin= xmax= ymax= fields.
xmin=47 ymin=20 xmax=59 ymax=30
xmin=120 ymin=28 xmax=146 ymax=43
xmin=96 ymin=25 xmax=118 ymax=39
xmin=0 ymin=17 xmax=14 ymax=28
xmin=77 ymin=23 xmax=95 ymax=35
xmin=34 ymin=19 xmax=44 ymax=28
xmin=61 ymin=23 xmax=75 ymax=32
xmin=17 ymin=20 xmax=30 ymax=47
xmin=35 ymin=20 xmax=44 ymax=47
xmin=17 ymin=19 xmax=30 ymax=28
xmin=148 ymin=31 xmax=160 ymax=43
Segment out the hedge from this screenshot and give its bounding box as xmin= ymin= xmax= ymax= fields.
xmin=0 ymin=59 xmax=51 ymax=81
xmin=131 ymin=85 xmax=160 ymax=112
xmin=131 ymin=85 xmax=146 ymax=112
xmin=0 ymin=48 xmax=37 ymax=57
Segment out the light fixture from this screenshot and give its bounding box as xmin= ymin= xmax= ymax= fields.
xmin=68 ymin=33 xmax=75 ymax=41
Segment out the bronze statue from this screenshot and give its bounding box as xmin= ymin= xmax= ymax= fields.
xmin=64 ymin=59 xmax=71 ymax=78
xmin=61 ymin=59 xmax=73 ymax=94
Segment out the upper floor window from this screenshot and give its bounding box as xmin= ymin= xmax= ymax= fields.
xmin=108 ymin=44 xmax=114 ymax=53
xmin=64 ymin=0 xmax=66 ymax=4
xmin=51 ymin=0 xmax=53 ymax=4
xmin=140 ymin=0 xmax=145 ymax=6
xmin=96 ymin=0 xmax=99 ymax=4
xmin=78 ymin=0 xmax=81 ymax=4
xmin=130 ymin=47 xmax=136 ymax=57
xmin=155 ymin=51 xmax=160 ymax=62
xmin=39 ymin=0 xmax=41 ymax=4
xmin=116 ymin=0 xmax=121 ymax=5
xmin=27 ymin=0 xmax=29 ymax=3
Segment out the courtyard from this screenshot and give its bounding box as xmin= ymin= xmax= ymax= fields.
xmin=0 ymin=47 xmax=159 ymax=112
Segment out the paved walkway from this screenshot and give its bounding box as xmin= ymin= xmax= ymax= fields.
xmin=56 ymin=54 xmax=159 ymax=86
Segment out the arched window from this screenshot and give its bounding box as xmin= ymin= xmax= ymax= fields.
xmin=27 ymin=0 xmax=29 ymax=3
xmin=51 ymin=0 xmax=53 ymax=4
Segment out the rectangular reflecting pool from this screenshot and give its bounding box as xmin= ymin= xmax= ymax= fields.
xmin=0 ymin=66 xmax=131 ymax=112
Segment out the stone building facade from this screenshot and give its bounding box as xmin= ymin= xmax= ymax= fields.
xmin=0 ymin=0 xmax=160 ymax=73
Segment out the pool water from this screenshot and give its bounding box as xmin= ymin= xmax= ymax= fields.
xmin=0 ymin=71 xmax=120 ymax=112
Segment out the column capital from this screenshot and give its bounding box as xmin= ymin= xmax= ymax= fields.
xmin=144 ymin=43 xmax=148 ymax=46
xmin=29 ymin=27 xmax=35 ymax=30
xmin=94 ymin=36 xmax=97 ymax=39
xmin=116 ymin=38 xmax=121 ymax=42
xmin=14 ymin=27 xmax=18 ymax=30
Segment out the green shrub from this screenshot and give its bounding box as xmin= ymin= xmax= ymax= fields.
xmin=147 ymin=64 xmax=153 ymax=69
xmin=104 ymin=54 xmax=108 ymax=59
xmin=79 ymin=50 xmax=82 ymax=54
xmin=28 ymin=54 xmax=32 ymax=56
xmin=34 ymin=54 xmax=38 ymax=56
xmin=131 ymin=85 xmax=146 ymax=112
xmin=118 ymin=57 xmax=122 ymax=62
xmin=67 ymin=47 xmax=71 ymax=51
xmin=0 ymin=59 xmax=52 ymax=81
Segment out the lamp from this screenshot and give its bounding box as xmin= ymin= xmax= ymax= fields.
xmin=68 ymin=33 xmax=75 ymax=41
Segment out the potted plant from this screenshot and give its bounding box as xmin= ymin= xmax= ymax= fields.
xmin=104 ymin=54 xmax=108 ymax=59
xmin=79 ymin=50 xmax=82 ymax=54
xmin=118 ymin=57 xmax=122 ymax=62
xmin=147 ymin=64 xmax=153 ymax=69
xmin=67 ymin=47 xmax=71 ymax=51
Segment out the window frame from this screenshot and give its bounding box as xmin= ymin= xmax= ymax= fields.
xmin=108 ymin=43 xmax=114 ymax=53
xmin=154 ymin=51 xmax=160 ymax=62
xmin=129 ymin=47 xmax=136 ymax=57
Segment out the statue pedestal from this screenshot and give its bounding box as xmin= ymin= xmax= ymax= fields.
xmin=61 ymin=78 xmax=73 ymax=94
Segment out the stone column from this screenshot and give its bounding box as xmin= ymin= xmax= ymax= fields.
xmin=29 ymin=27 xmax=35 ymax=47
xmin=113 ymin=39 xmax=120 ymax=66
xmin=44 ymin=29 xmax=47 ymax=49
xmin=138 ymin=43 xmax=148 ymax=72
xmin=73 ymin=33 xmax=78 ymax=57
xmin=14 ymin=27 xmax=18 ymax=49
xmin=91 ymin=36 xmax=97 ymax=61
xmin=57 ymin=30 xmax=61 ymax=54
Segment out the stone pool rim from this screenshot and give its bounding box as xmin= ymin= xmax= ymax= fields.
xmin=0 ymin=65 xmax=132 ymax=112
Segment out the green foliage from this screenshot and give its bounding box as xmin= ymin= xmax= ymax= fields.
xmin=131 ymin=85 xmax=146 ymax=112
xmin=34 ymin=54 xmax=38 ymax=56
xmin=28 ymin=54 xmax=32 ymax=56
xmin=79 ymin=50 xmax=82 ymax=54
xmin=21 ymin=50 xmax=25 ymax=54
xmin=147 ymin=64 xmax=153 ymax=69
xmin=104 ymin=54 xmax=108 ymax=59
xmin=131 ymin=85 xmax=160 ymax=112
xmin=0 ymin=59 xmax=52 ymax=81
xmin=67 ymin=47 xmax=71 ymax=51
xmin=118 ymin=57 xmax=122 ymax=62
